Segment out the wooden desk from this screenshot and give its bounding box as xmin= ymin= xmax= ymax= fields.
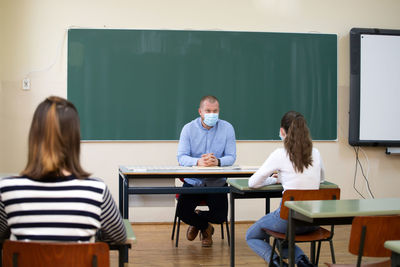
xmin=119 ymin=166 xmax=258 ymax=267
xmin=108 ymin=219 xmax=136 ymax=267
xmin=385 ymin=240 xmax=400 ymax=267
xmin=118 ymin=166 xmax=258 ymax=219
xmin=285 ymin=198 xmax=400 ymax=267
xmin=124 ymin=219 xmax=136 ymax=244
xmin=227 ymin=179 xmax=338 ymax=267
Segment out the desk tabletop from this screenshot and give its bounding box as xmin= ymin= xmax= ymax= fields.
xmin=119 ymin=165 xmax=258 ymax=176
xmin=285 ymin=198 xmax=400 ymax=218
xmin=227 ymin=178 xmax=338 ymax=191
xmin=385 ymin=240 xmax=400 ymax=254
xmin=123 ymin=219 xmax=136 ymax=244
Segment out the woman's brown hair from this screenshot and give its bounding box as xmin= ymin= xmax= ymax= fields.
xmin=281 ymin=111 xmax=313 ymax=173
xmin=21 ymin=96 xmax=90 ymax=179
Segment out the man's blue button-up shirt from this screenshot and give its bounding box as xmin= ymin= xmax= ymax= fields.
xmin=177 ymin=117 xmax=236 ymax=186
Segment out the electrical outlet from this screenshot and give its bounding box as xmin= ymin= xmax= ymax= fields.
xmin=22 ymin=78 xmax=30 ymax=90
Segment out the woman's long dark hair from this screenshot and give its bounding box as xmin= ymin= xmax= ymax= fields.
xmin=21 ymin=96 xmax=90 ymax=179
xmin=281 ymin=111 xmax=313 ymax=173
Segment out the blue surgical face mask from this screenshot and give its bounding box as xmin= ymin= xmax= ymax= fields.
xmin=203 ymin=113 xmax=219 ymax=127
xmin=279 ymin=130 xmax=285 ymax=140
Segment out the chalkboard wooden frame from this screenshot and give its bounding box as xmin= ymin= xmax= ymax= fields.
xmin=67 ymin=29 xmax=337 ymax=141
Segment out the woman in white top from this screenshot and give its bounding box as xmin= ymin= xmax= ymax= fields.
xmin=246 ymin=111 xmax=325 ymax=267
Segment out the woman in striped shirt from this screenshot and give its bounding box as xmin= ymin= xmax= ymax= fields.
xmin=0 ymin=96 xmax=126 ymax=243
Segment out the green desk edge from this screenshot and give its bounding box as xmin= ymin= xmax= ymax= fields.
xmin=385 ymin=240 xmax=400 ymax=254
xmin=123 ymin=219 xmax=136 ymax=243
xmin=285 ymin=198 xmax=400 ymax=218
xmin=227 ymin=178 xmax=337 ymax=191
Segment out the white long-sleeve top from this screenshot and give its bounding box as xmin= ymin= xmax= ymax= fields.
xmin=248 ymin=148 xmax=325 ymax=191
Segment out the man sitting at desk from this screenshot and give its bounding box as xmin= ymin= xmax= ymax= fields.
xmin=177 ymin=95 xmax=236 ymax=247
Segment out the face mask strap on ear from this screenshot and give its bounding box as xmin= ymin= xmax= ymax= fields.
xmin=279 ymin=129 xmax=285 ymax=140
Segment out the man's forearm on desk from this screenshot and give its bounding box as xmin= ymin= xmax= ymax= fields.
xmin=177 ymin=155 xmax=199 ymax=166
xmin=219 ymin=155 xmax=236 ymax=166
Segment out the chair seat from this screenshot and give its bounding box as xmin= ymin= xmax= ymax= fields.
xmin=265 ymin=189 xmax=340 ymax=266
xmin=325 ymin=259 xmax=391 ymax=267
xmin=263 ymin=227 xmax=332 ymax=242
xmin=2 ymin=240 xmax=110 ymax=267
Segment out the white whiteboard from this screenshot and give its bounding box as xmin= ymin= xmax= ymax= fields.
xmin=359 ymin=34 xmax=400 ymax=141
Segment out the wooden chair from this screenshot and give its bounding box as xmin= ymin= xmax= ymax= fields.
xmin=262 ymin=188 xmax=341 ymax=267
xmin=171 ymin=179 xmax=230 ymax=247
xmin=325 ymin=215 xmax=400 ymax=267
xmin=2 ymin=240 xmax=109 ymax=267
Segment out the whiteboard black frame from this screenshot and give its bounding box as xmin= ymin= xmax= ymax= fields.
xmin=349 ymin=27 xmax=400 ymax=147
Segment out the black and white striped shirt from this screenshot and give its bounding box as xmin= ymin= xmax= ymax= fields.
xmin=0 ymin=175 xmax=126 ymax=243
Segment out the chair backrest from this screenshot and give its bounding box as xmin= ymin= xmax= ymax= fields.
xmin=2 ymin=240 xmax=110 ymax=267
xmin=349 ymin=215 xmax=400 ymax=257
xmin=280 ymin=188 xmax=341 ymax=220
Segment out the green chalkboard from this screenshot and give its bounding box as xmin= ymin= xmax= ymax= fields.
xmin=67 ymin=29 xmax=337 ymax=141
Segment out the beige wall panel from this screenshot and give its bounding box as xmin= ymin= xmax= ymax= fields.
xmin=1 ymin=0 xmax=400 ymax=222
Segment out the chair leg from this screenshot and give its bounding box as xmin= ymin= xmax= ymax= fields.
xmin=310 ymin=241 xmax=316 ymax=264
xmin=175 ymin=218 xmax=181 ymax=247
xmin=277 ymin=241 xmax=284 ymax=267
xmin=225 ymin=220 xmax=230 ymax=246
xmin=329 ymin=239 xmax=336 ymax=264
xmin=357 ymin=226 xmax=367 ymax=267
xmin=171 ymin=208 xmax=178 ymax=240
xmin=269 ymin=238 xmax=277 ymax=267
xmin=221 ymin=223 xmax=224 ymax=240
xmin=316 ymin=241 xmax=322 ymax=266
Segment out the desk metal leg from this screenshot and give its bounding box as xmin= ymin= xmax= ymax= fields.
xmin=392 ymin=252 xmax=400 ymax=267
xmin=117 ymin=173 xmax=128 ymax=266
xmin=119 ymin=172 xmax=124 ymax=216
xmin=265 ymin=197 xmax=271 ymax=244
xmin=124 ymin=180 xmax=129 ymax=219
xmin=109 ymin=244 xmax=130 ymax=267
xmin=265 ymin=198 xmax=270 ymax=214
xmin=119 ymin=173 xmax=129 ymax=219
xmin=119 ymin=246 xmax=129 ymax=267
xmin=230 ymin=193 xmax=235 ymax=267
xmin=288 ymin=209 xmax=295 ymax=267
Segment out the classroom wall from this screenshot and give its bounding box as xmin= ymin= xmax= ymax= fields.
xmin=0 ymin=3 xmax=4 ymax=171
xmin=1 ymin=0 xmax=400 ymax=222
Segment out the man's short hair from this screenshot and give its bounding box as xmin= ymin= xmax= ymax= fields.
xmin=200 ymin=95 xmax=219 ymax=108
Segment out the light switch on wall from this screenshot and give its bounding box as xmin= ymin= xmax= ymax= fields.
xmin=22 ymin=78 xmax=30 ymax=90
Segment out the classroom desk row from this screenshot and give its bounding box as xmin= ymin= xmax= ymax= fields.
xmin=385 ymin=241 xmax=400 ymax=267
xmin=112 ymin=219 xmax=136 ymax=267
xmin=285 ymin=198 xmax=400 ymax=267
xmin=119 ymin=166 xmax=257 ymax=267
xmin=118 ymin=165 xmax=338 ymax=267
